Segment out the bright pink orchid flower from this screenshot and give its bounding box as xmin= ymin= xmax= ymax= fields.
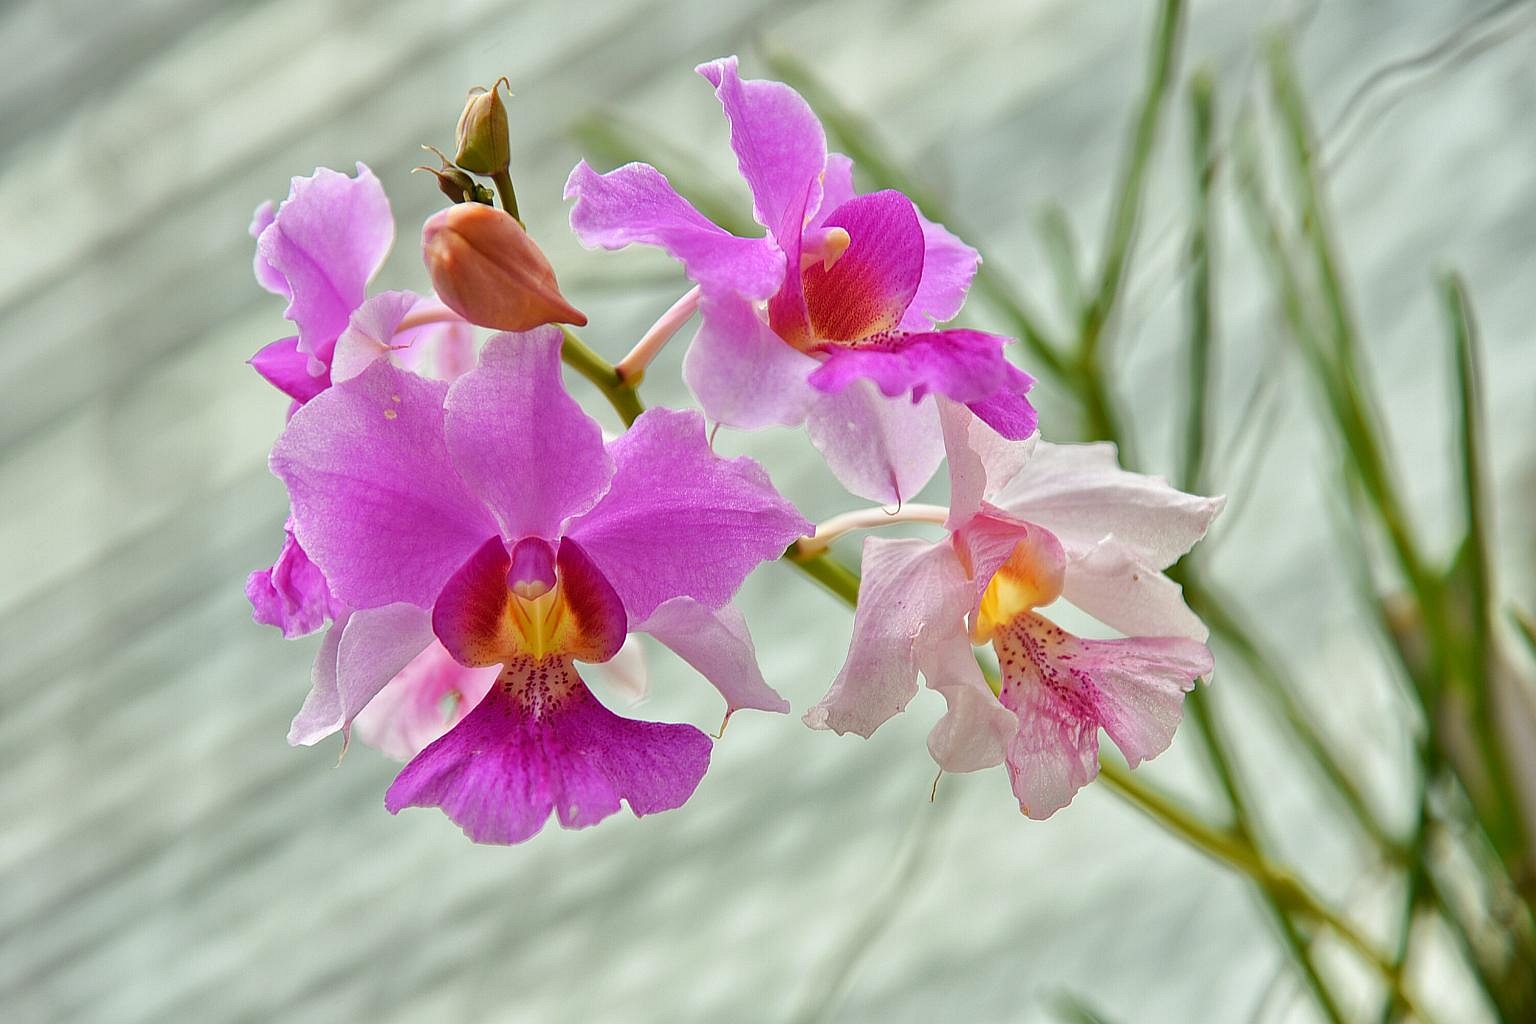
xmin=270 ymin=326 xmax=810 ymax=843
xmin=245 ymin=166 xmax=474 ymax=639
xmin=248 ymin=164 xmax=472 ymax=408
xmin=806 ymin=403 xmax=1222 ymax=818
xmin=565 ymin=57 xmax=1035 ymax=505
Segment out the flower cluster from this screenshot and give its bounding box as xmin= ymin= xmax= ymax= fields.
xmin=245 ymin=57 xmax=1221 ymax=844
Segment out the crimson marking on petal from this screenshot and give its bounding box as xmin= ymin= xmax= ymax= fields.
xmin=555 ymin=538 xmax=628 ymax=663
xmin=801 ymin=191 xmax=924 ymax=343
xmin=432 ymin=536 xmax=517 ymax=667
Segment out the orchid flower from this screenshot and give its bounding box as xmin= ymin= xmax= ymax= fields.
xmin=806 ymin=404 xmax=1222 ymax=818
xmin=246 ymin=167 xmax=474 ymax=639
xmin=565 ymin=57 xmax=1035 ymax=505
xmin=270 ymin=326 xmax=810 ymax=843
xmin=248 ymin=164 xmax=473 ymax=408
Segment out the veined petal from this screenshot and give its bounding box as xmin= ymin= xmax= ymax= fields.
xmin=637 ymin=598 xmax=787 ymax=715
xmin=564 ymin=160 xmax=784 ymax=301
xmin=287 ymin=603 xmax=438 ymax=747
xmin=990 ymin=440 xmax=1225 ymax=569
xmin=444 ymin=328 xmax=613 ymax=541
xmin=899 ymin=212 xmax=980 ymax=330
xmin=246 ymin=518 xmax=339 ymax=638
xmin=995 ymin=611 xmax=1210 ymax=819
xmin=566 ymin=408 xmax=811 ymax=621
xmin=682 ymin=292 xmax=819 ymax=430
xmin=384 ymin=656 xmax=712 ymax=845
xmin=271 ymin=360 xmax=497 ymax=610
xmin=330 ymin=290 xmax=474 ymax=385
xmin=939 ymin=399 xmax=1038 ymax=528
xmin=697 ymin=56 xmax=827 ymax=244
xmin=965 ymin=387 xmax=1039 ymax=441
xmin=1062 ymin=539 xmax=1209 ymax=642
xmin=805 ymin=536 xmax=971 ymax=738
xmin=350 ymin=641 xmax=499 ymax=761
xmin=256 ymin=163 xmax=393 ymax=362
xmin=805 ymin=382 xmax=945 ymax=506
xmin=801 ymin=191 xmax=923 ymax=342
xmin=249 ymin=336 xmax=329 ymax=406
xmin=808 ymin=330 xmax=1032 ymax=412
xmin=928 ymin=671 xmax=1016 ymax=774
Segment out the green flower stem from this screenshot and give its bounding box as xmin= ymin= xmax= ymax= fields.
xmin=491 ymin=169 xmax=521 ymax=225
xmin=1098 ymin=761 xmax=1434 ymax=1023
xmin=560 ymin=328 xmax=644 ymax=426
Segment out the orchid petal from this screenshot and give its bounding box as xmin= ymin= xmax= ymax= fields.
xmin=991 ymin=440 xmax=1224 ymax=568
xmin=287 ymin=604 xmax=438 ymax=747
xmin=1062 ymin=539 xmax=1209 ymax=642
xmin=566 ymin=407 xmax=810 ymax=621
xmin=245 ymin=518 xmax=339 ymax=638
xmin=938 ymin=399 xmax=1038 ymax=528
xmin=697 ymin=56 xmax=827 ymax=244
xmin=682 ymin=292 xmax=819 ymax=430
xmin=255 ymin=163 xmax=393 ymax=362
xmin=805 ymin=537 xmax=971 ymax=738
xmin=249 ymin=336 xmax=329 ymax=406
xmin=272 ymin=360 xmax=497 ymax=610
xmin=385 ymin=658 xmax=712 ymax=844
xmin=444 ymin=328 xmax=613 ymax=541
xmin=565 ymin=160 xmax=784 ymax=301
xmin=801 ymin=191 xmax=924 ymax=342
xmin=590 ymin=635 xmax=648 ymax=706
xmin=996 ymin=612 xmax=1210 ymax=819
xmin=809 ymin=330 xmax=1033 ymax=416
xmin=805 ymin=382 xmax=945 ymax=506
xmin=350 ymin=641 xmax=499 ymax=761
xmin=331 ymin=290 xmax=473 ymax=385
xmin=899 ymin=212 xmax=981 ymax=330
xmin=637 ymin=598 xmax=787 ymax=715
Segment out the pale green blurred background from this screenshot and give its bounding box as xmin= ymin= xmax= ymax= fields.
xmin=2 ymin=1 xmax=1534 ymax=1021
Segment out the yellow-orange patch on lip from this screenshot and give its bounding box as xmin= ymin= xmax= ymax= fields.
xmin=971 ymin=530 xmax=1067 ymax=645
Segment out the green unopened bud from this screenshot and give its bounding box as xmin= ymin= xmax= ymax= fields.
xmin=454 ymin=78 xmax=511 ymax=176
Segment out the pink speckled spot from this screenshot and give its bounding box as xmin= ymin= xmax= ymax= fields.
xmin=994 ymin=612 xmax=1211 ymax=819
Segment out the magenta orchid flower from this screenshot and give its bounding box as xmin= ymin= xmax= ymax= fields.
xmin=565 ymin=56 xmax=1035 ymax=505
xmin=806 ymin=404 xmax=1222 ymax=818
xmin=270 ymin=326 xmax=810 ymax=843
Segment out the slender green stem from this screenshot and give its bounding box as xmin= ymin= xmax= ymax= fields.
xmin=559 ymin=328 xmax=644 ymax=426
xmin=1099 ymin=762 xmax=1433 ymax=1023
xmin=786 ymin=540 xmax=862 ymax=605
xmin=490 ymin=168 xmax=521 ymax=224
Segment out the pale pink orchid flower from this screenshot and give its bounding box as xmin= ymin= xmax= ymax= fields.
xmin=806 ymin=403 xmax=1223 ymax=818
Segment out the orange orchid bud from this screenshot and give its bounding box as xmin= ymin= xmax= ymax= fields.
xmin=422 ymin=203 xmax=587 ymax=332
